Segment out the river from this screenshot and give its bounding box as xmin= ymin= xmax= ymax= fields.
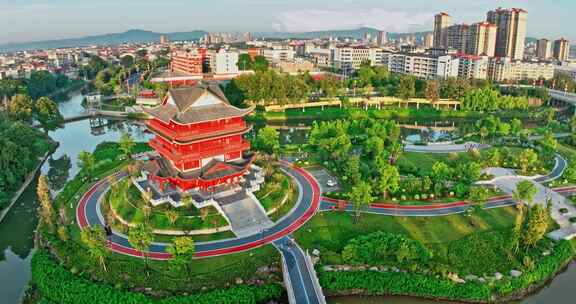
xmin=0 ymin=93 xmax=573 ymax=303
xmin=0 ymin=93 xmax=151 ymax=304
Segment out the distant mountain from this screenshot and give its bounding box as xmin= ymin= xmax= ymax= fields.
xmin=253 ymin=27 xmax=432 ymax=40
xmin=0 ymin=27 xmax=438 ymax=53
xmin=0 ymin=29 xmax=207 ymax=52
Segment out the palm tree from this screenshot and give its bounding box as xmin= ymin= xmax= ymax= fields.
xmin=165 ymin=209 xmax=180 ymax=226
xmin=119 ymin=133 xmax=135 ymax=160
xmin=128 ymin=224 xmax=154 ymax=273
xmin=166 ymin=237 xmax=195 ymax=273
xmin=388 ymin=142 xmax=403 ymax=165
xmin=81 ymin=226 xmax=110 ymax=272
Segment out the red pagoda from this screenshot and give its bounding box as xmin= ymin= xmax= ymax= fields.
xmin=137 ymin=83 xmax=263 ymax=206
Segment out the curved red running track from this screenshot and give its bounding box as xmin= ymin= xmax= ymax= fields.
xmin=76 ymin=162 xmax=320 ymax=260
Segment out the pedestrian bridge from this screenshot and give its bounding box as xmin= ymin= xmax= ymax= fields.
xmin=274 ymin=237 xmax=326 ymax=304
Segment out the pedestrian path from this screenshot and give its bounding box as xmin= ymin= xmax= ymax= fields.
xmin=404 ymin=141 xmax=490 ymax=153
xmin=480 ymin=154 xmax=576 ymax=240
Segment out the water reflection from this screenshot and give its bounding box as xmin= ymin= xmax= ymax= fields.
xmin=47 ymin=155 xmax=71 ymax=192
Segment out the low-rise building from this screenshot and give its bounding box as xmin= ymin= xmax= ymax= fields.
xmin=489 ymin=58 xmax=555 ymax=82
xmin=554 ymin=64 xmax=576 ymax=81
xmin=209 ymin=49 xmax=239 ymax=75
xmin=276 ymin=58 xmax=316 ymax=74
xmin=262 ymin=48 xmax=295 ymax=65
xmin=170 ymin=49 xmax=206 ymax=75
xmin=331 ymin=47 xmax=384 ymax=72
xmin=457 ymin=55 xmax=490 ymax=79
xmin=382 ymin=52 xmax=459 ymax=80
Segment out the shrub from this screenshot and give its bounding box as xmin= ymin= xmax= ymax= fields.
xmin=341 ymin=231 xmax=431 ymax=266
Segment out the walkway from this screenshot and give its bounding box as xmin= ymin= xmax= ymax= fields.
xmin=480 ymin=154 xmax=576 ymax=240
xmin=404 ymin=142 xmax=490 ymax=153
xmin=218 ymin=193 xmax=273 ymax=237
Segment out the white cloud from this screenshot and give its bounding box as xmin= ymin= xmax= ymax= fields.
xmin=272 ymin=8 xmax=433 ymax=32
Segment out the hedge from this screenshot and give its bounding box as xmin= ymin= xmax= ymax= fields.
xmin=319 ymin=240 xmax=575 ymax=302
xmin=31 ymin=251 xmax=283 ymax=304
xmin=320 ymin=269 xmax=492 ymax=301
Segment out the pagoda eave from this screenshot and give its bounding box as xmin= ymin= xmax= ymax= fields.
xmin=147 ymin=124 xmax=253 ymax=145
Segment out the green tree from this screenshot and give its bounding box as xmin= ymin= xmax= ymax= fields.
xmin=396 ymin=76 xmax=416 ymax=101
xmin=252 ymin=56 xmax=269 ymax=72
xmin=425 ymin=80 xmax=440 ymax=102
xmin=375 ymin=162 xmax=400 ymax=200
xmin=8 ymin=94 xmax=34 ymax=123
xmin=237 ymin=54 xmax=253 ymax=70
xmin=539 ymin=133 xmax=558 ymax=161
xmin=255 ymin=126 xmax=280 ymax=156
xmin=167 ymin=236 xmax=195 ymax=273
xmin=128 ymin=224 xmax=154 ymax=271
xmin=357 ymin=64 xmax=376 ymax=87
xmin=77 ymin=151 xmax=96 ymax=180
xmin=81 ymin=226 xmax=110 ymax=272
xmin=37 ymin=175 xmax=55 ymax=229
xmin=513 ymin=180 xmax=538 ymax=205
xmin=119 ymin=133 xmax=136 ymax=159
xmin=120 ymin=55 xmax=135 ymax=68
xmin=468 ymin=186 xmax=490 ymax=207
xmin=522 ymin=204 xmax=550 ymax=247
xmin=349 ymin=181 xmax=374 ymax=221
xmin=510 ymin=119 xmax=523 ymax=138
xmin=34 ymin=96 xmax=63 ymax=133
xmin=517 ymin=149 xmax=539 ymax=174
xmin=431 ymin=162 xmax=452 ymax=186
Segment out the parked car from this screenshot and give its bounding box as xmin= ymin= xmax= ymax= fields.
xmin=326 ymin=179 xmax=337 ymax=187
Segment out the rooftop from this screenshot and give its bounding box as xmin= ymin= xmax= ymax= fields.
xmin=143 ymin=83 xmax=254 ymax=125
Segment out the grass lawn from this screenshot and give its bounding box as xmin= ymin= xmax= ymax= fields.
xmin=397 ymin=152 xmax=452 ymax=175
xmin=109 ymin=182 xmax=229 ymax=231
xmin=294 ymin=206 xmax=518 ymax=274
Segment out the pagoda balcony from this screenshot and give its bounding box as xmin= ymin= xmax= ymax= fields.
xmin=148 ymin=119 xmax=249 ymax=143
xmin=150 ymin=138 xmax=250 ymax=163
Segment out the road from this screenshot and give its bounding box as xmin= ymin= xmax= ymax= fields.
xmin=274 ymin=237 xmax=325 ymax=304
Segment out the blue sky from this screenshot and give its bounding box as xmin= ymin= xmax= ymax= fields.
xmin=0 ymin=0 xmax=574 ymax=43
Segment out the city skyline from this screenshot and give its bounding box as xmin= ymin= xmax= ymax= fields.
xmin=1 ymin=0 xmax=576 ymax=44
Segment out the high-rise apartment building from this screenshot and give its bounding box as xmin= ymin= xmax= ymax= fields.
xmin=553 ymin=38 xmax=570 ymax=62
xmin=377 ymin=31 xmax=388 ymax=46
xmin=466 ymin=22 xmax=497 ymax=57
xmin=433 ymin=13 xmax=452 ymax=48
xmin=446 ymin=24 xmax=469 ymax=53
xmin=486 ymin=8 xmax=527 ymax=60
xmin=423 ymin=33 xmax=434 ymax=49
xmin=536 ymin=39 xmax=552 ymax=60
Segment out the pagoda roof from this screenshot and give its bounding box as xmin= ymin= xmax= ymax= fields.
xmin=146 ymin=153 xmax=255 ymax=182
xmin=143 ymin=83 xmax=254 ymax=124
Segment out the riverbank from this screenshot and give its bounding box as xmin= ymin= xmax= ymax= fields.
xmin=317 ymin=240 xmax=575 ymax=304
xmin=0 ymin=148 xmax=53 ymax=224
